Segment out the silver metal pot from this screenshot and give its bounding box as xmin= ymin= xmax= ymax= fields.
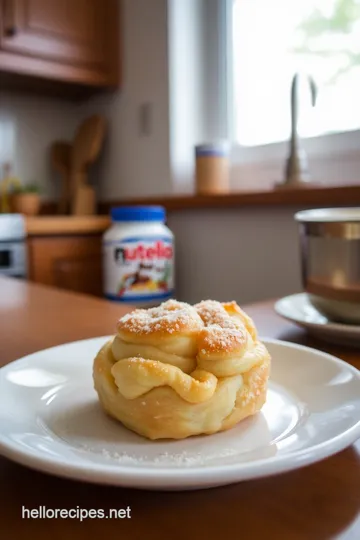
xmin=295 ymin=208 xmax=360 ymax=324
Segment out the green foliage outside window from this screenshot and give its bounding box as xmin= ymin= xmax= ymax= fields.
xmin=292 ymin=0 xmax=360 ymax=84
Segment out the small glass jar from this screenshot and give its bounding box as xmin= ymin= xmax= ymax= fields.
xmin=195 ymin=142 xmax=230 ymax=195
xmin=103 ymin=206 xmax=174 ymax=307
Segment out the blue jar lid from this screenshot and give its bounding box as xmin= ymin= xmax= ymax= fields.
xmin=111 ymin=205 xmax=166 ymax=222
xmin=195 ymin=141 xmax=229 ymax=157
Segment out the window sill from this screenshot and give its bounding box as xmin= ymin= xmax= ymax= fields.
xmin=99 ymin=185 xmax=360 ymax=212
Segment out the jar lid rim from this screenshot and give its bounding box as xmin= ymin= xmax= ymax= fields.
xmin=111 ymin=206 xmax=166 ymax=222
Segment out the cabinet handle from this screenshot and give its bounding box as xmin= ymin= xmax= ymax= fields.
xmin=3 ymin=0 xmax=17 ymax=37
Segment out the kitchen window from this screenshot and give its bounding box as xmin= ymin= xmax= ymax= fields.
xmin=224 ymin=0 xmax=360 ymax=183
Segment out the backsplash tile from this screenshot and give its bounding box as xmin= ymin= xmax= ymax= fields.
xmin=0 ymin=91 xmax=80 ymax=199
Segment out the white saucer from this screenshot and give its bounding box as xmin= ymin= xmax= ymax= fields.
xmin=275 ymin=293 xmax=360 ymax=347
xmin=1 ymin=336 xmax=360 ymax=491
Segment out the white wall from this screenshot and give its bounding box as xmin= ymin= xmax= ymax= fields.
xmin=168 ymin=207 xmax=303 ymax=305
xmin=0 ymin=92 xmax=79 ymax=198
xmin=168 ymin=0 xmax=204 ymax=194
xmin=80 ymin=0 xmax=172 ymax=201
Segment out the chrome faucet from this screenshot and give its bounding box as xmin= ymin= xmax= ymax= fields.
xmin=282 ymin=73 xmax=317 ymax=187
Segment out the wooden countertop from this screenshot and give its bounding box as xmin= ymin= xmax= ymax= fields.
xmin=0 ymin=277 xmax=359 ymax=539
xmin=26 ymin=215 xmax=110 ymax=236
xmin=99 ymin=185 xmax=360 ymax=212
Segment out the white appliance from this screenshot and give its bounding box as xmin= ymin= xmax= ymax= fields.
xmin=0 ymin=214 xmax=27 ymax=278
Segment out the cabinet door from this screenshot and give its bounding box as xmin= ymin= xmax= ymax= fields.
xmin=27 ymin=235 xmax=103 ymax=297
xmin=1 ymin=0 xmax=114 ymax=69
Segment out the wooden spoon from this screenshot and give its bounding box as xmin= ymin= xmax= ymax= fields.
xmin=70 ymin=115 xmax=106 ymax=215
xmin=51 ymin=142 xmax=72 ymax=215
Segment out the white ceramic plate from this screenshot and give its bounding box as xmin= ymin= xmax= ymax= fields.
xmin=275 ymin=293 xmax=360 ymax=347
xmin=0 ymin=337 xmax=360 ymax=491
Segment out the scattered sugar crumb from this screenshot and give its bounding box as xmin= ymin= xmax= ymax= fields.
xmin=77 ymin=443 xmax=239 ymax=467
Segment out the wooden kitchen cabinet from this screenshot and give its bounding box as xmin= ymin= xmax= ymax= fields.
xmin=0 ymin=0 xmax=120 ymax=89
xmin=27 ymin=234 xmax=104 ymax=297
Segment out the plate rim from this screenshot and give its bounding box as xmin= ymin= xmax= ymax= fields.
xmin=274 ymin=293 xmax=360 ymax=334
xmin=1 ymin=336 xmax=360 ymax=487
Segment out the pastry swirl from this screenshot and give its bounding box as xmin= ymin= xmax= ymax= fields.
xmin=93 ymin=299 xmax=270 ymax=439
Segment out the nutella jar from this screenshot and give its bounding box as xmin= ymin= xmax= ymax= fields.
xmin=103 ymin=206 xmax=174 ymax=307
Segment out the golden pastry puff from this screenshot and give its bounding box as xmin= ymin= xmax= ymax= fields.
xmin=93 ymin=299 xmax=271 ymax=440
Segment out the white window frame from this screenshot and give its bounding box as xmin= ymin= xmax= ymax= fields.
xmin=221 ymin=0 xmax=360 ymax=189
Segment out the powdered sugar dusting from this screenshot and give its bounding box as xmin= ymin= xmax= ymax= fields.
xmin=195 ymin=300 xmax=239 ymax=328
xmin=117 ymin=298 xmax=255 ymax=359
xmin=195 ymin=301 xmax=248 ymax=353
xmin=201 ymin=325 xmax=247 ymax=353
xmin=77 ymin=443 xmax=239 ymax=467
xmin=117 ymin=300 xmax=203 ymax=335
